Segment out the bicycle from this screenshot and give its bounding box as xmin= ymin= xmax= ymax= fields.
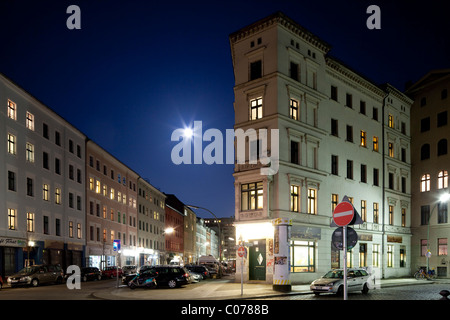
xmin=414 ymin=268 xmax=437 ymax=280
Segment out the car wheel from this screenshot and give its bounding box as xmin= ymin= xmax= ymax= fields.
xmin=129 ymin=282 xmax=136 ymax=289
xmin=362 ymin=283 xmax=369 ymax=294
xmin=31 ymin=278 xmax=39 ymax=287
xmin=168 ymin=279 xmax=177 ymax=288
xmin=336 ymin=285 xmax=343 ymax=296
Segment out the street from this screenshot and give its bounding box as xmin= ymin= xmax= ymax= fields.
xmin=0 ymin=276 xmax=449 ymax=301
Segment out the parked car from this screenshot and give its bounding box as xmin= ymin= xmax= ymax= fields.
xmin=122 ymin=265 xmax=137 ymax=275
xmin=7 ymin=264 xmax=64 ymax=287
xmin=81 ymin=267 xmax=102 ymax=282
xmin=187 ymin=270 xmax=202 ymax=283
xmin=124 ymin=265 xmax=190 ymax=288
xmin=185 ymin=265 xmax=210 ymax=279
xmin=310 ymin=268 xmax=371 ymax=295
xmin=102 ymin=266 xmax=123 ymax=279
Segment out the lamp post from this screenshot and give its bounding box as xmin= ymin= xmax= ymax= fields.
xmin=426 ymin=193 xmax=450 ymax=272
xmin=186 ymin=205 xmax=222 ymax=278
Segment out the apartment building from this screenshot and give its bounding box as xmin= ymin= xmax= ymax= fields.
xmin=407 ymin=69 xmax=450 ymax=277
xmin=137 ymin=177 xmax=166 ymax=265
xmin=85 ymin=140 xmax=138 ymax=268
xmin=0 ymin=73 xmax=86 ymax=276
xmin=164 ymin=194 xmax=185 ymax=264
xmin=230 ymin=12 xmax=412 ymax=285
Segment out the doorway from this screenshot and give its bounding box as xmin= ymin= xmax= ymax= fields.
xmin=249 ymin=240 xmax=266 ymax=280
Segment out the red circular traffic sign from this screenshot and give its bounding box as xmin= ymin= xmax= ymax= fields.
xmin=237 ymin=246 xmax=245 ymax=258
xmin=333 ymin=201 xmax=354 ymax=227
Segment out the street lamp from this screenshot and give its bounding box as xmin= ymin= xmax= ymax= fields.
xmin=186 ymin=205 xmax=222 ymax=278
xmin=426 ymin=193 xmax=450 ymax=272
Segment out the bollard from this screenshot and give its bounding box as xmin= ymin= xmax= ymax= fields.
xmin=439 ymin=290 xmax=450 ymax=300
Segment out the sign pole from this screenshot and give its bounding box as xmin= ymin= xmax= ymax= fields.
xmin=343 ymin=225 xmax=348 ymax=300
xmin=241 ymin=251 xmax=244 ymax=296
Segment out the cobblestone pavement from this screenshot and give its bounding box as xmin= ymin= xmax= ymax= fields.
xmin=257 ymin=283 xmax=449 ymax=300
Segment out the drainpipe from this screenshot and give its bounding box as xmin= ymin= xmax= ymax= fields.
xmin=381 ymin=91 xmax=388 ymax=279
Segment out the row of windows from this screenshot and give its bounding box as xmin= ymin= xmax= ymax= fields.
xmin=292 ymin=241 xmax=406 ymax=273
xmin=7 ymin=99 xmax=83 ymax=157
xmin=420 ymin=88 xmax=448 ymax=107
xmin=420 ymin=203 xmax=448 ymax=225
xmin=420 ymin=140 xmax=448 ymax=160
xmin=89 ymin=155 xmax=136 ymax=191
xmin=420 ymin=239 xmax=448 ymax=256
xmin=138 ymin=237 xmax=163 ymax=250
xmin=420 ymin=111 xmax=448 ymax=132
xmin=88 ymin=177 xmax=136 ymax=208
xmin=7 ymin=208 xmax=81 ymax=238
xmin=7 ymin=133 xmax=83 ymax=181
xmin=88 ymin=226 xmax=136 ymax=247
xmin=88 ymin=201 xmax=135 ymax=226
xmin=420 ymin=170 xmax=448 ymax=192
xmin=330 ymin=156 xmax=382 ymax=186
xmin=7 ymin=171 xmax=82 ymax=209
xmin=138 ymin=187 xmax=165 ymax=208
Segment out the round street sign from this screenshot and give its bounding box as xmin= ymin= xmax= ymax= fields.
xmin=333 ymin=201 xmax=354 ymax=227
xmin=332 ymin=227 xmax=358 ymax=251
xmin=237 ymin=246 xmax=246 ymax=258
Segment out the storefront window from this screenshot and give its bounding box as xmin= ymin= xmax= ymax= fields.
xmin=290 ymin=240 xmax=315 ymax=272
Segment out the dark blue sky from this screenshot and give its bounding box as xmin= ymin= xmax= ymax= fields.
xmin=1 ymin=0 xmax=449 ymax=218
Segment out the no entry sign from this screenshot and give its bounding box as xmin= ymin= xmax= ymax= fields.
xmin=333 ymin=201 xmax=354 ymax=227
xmin=237 ymin=246 xmax=246 ymax=258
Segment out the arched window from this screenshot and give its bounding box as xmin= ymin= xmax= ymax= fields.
xmin=421 ymin=144 xmax=430 ymax=160
xmin=438 ymin=139 xmax=448 ymax=156
xmin=438 ymin=170 xmax=449 ymax=189
xmin=421 ymin=174 xmax=430 ymax=192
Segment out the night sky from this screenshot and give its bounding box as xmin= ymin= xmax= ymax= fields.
xmin=1 ymin=0 xmax=449 ymax=218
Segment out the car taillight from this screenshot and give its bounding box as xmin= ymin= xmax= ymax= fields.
xmin=184 ymin=273 xmax=189 ymax=278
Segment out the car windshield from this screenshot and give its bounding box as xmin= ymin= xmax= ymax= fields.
xmin=17 ymin=266 xmax=39 ymax=275
xmin=323 ymin=270 xmax=343 ymax=279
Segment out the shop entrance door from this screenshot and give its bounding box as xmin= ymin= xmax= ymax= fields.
xmin=249 ymin=240 xmax=266 ymax=280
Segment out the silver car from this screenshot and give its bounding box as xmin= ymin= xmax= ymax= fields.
xmin=310 ymin=268 xmax=371 ymax=295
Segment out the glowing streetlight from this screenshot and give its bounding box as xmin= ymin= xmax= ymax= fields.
xmin=164 ymin=227 xmax=175 ymax=234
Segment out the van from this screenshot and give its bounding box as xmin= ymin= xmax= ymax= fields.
xmin=7 ymin=264 xmax=64 ymax=287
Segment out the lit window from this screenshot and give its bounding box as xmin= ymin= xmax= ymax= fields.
xmin=290 ymin=99 xmax=299 ymax=120
xmin=438 ymin=170 xmax=449 ymax=189
xmin=7 ymin=133 xmax=16 ymax=155
xmin=55 ymin=188 xmax=61 ymax=204
xmin=26 ymin=143 xmax=34 ymax=162
xmin=95 ymin=180 xmax=101 ymax=194
xmin=43 ymin=184 xmax=49 ymax=201
xmin=241 ymin=182 xmax=263 ymax=211
xmin=110 ymin=188 xmax=115 ymax=200
xmin=388 ymin=114 xmax=394 ymax=128
xmin=69 ymin=221 xmax=74 ymax=238
xmin=290 ymin=240 xmax=316 ymax=273
xmin=373 ymin=203 xmax=379 ymax=223
xmin=8 ymin=209 xmax=17 ymax=230
xmin=7 ymin=100 xmax=16 ymax=120
xmin=387 ymin=245 xmax=394 ymax=267
xmin=373 ymin=136 xmax=379 ymax=152
xmin=388 ymin=142 xmax=394 ymax=158
xmin=250 ymin=97 xmax=263 ymax=120
xmin=27 ymin=212 xmax=35 ymax=232
xmin=77 ymin=223 xmax=82 ymax=239
xmin=331 ymin=194 xmax=338 ymax=213
xmin=290 ymin=185 xmax=299 ymax=212
xmin=307 ymin=188 xmax=317 ymax=214
xmin=421 ymin=174 xmax=431 ymax=192
xmin=26 ymin=112 xmax=34 ymax=130
xmin=89 ymin=178 xmax=94 ymax=191
xmin=360 ymin=130 xmax=366 ymax=147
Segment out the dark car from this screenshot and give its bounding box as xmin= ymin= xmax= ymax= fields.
xmin=151 ymin=265 xmax=190 ymax=288
xmin=185 ymin=265 xmax=210 ymax=279
xmin=124 ymin=265 xmax=189 ymax=288
xmin=81 ymin=267 xmax=102 ymax=281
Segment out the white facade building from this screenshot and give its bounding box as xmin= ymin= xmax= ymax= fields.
xmin=0 ymin=73 xmax=86 ymax=276
xmin=230 ymin=12 xmax=412 ymax=285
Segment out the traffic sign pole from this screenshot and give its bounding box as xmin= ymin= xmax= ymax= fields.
xmin=343 ymin=225 xmax=348 ymax=300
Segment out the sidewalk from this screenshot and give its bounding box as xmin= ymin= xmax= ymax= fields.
xmin=93 ymin=275 xmax=446 ymax=300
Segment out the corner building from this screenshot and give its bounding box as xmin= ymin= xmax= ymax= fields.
xmin=230 ymin=12 xmax=412 ymax=284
